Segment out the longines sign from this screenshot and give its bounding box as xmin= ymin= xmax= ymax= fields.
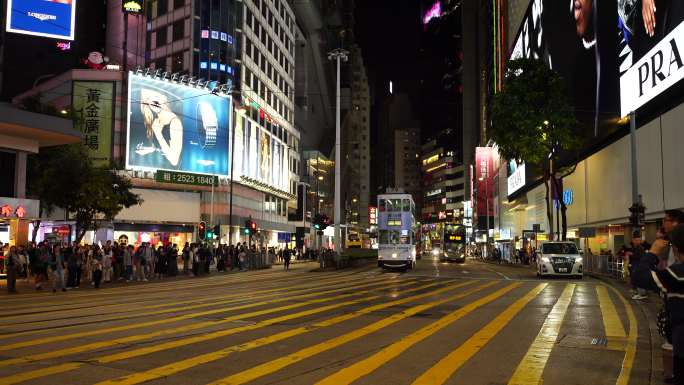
xmin=621 ymin=21 xmax=684 ymax=117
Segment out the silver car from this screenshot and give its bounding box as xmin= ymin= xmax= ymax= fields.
xmin=537 ymin=242 xmax=583 ymax=278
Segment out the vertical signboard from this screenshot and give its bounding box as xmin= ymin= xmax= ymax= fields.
xmin=475 ymin=147 xmax=495 ymax=217
xmin=72 ymin=81 xmax=114 ymax=167
xmin=6 ymin=0 xmax=77 ymax=40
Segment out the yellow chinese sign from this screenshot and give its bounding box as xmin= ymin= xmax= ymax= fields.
xmin=72 ymin=81 xmax=114 ymax=167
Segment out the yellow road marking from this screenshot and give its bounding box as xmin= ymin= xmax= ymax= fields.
xmin=0 ymin=280 xmax=432 ymax=385
xmin=0 ymin=277 xmax=412 ymax=368
xmin=412 ymin=283 xmax=548 ymax=385
xmin=93 ymin=280 xmax=477 ymax=385
xmin=596 ymin=286 xmax=627 ymax=338
xmin=0 ymin=269 xmax=368 ymax=318
xmin=207 ymin=281 xmax=500 ymax=385
xmin=0 ymin=275 xmax=398 ymax=348
xmin=507 ymin=284 xmax=576 ymax=385
xmin=316 ymin=282 xmax=523 ymax=385
xmin=0 ymin=273 xmax=376 ymax=338
xmin=608 ymin=285 xmax=638 ymax=385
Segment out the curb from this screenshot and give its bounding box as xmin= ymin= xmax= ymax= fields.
xmin=586 ymin=272 xmax=663 ymax=385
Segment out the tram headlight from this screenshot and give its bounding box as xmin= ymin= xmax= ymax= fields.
xmin=432 ymin=249 xmax=439 ymax=256
xmin=392 ymin=253 xmax=398 ymax=259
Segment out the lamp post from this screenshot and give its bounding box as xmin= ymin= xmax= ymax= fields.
xmin=328 ymin=48 xmax=349 ymax=253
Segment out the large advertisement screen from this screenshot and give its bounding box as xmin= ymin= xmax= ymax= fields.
xmin=126 ymin=73 xmax=231 ymax=176
xmin=233 ymin=114 xmax=287 ymax=190
xmin=619 ymin=1 xmax=684 ymax=116
xmin=510 ymin=0 xmax=684 ymax=121
xmin=72 ymin=81 xmax=114 ymax=167
xmin=6 ymin=0 xmax=76 ymax=40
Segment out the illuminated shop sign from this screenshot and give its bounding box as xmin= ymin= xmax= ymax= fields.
xmin=6 ymin=0 xmax=77 ymax=40
xmin=507 ymin=161 xmax=526 ymax=196
xmin=122 ymin=0 xmax=144 ymax=14
xmin=423 ymin=1 xmax=441 ymax=25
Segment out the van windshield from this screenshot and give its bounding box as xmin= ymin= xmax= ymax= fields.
xmin=542 ymin=243 xmax=578 ymax=254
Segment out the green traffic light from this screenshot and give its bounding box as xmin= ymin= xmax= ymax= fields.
xmin=244 ymin=228 xmax=250 ymax=234
xmin=314 ymin=224 xmax=320 ymax=230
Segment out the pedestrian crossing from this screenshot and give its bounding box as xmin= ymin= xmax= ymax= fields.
xmin=0 ymin=267 xmax=641 ymax=385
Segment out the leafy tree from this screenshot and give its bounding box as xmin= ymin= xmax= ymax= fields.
xmin=490 ymin=58 xmax=581 ymax=240
xmin=27 ymin=144 xmax=91 ymax=242
xmin=28 ymin=144 xmax=142 ymax=243
xmin=71 ymin=167 xmax=141 ymax=243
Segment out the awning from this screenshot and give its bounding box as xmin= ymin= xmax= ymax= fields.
xmin=0 ymin=103 xmax=81 ymax=152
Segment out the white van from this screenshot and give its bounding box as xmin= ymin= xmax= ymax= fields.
xmin=537 ymin=242 xmax=583 ymax=278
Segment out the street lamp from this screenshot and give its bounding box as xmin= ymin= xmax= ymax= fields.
xmin=328 ymin=48 xmax=349 ymax=253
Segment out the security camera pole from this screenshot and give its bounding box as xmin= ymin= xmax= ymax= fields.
xmin=328 ymin=48 xmax=349 ymax=255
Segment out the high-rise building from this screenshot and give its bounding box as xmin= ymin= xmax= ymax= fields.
xmin=376 ymin=91 xmax=421 ymax=210
xmin=421 ymin=129 xmax=466 ymax=224
xmin=342 ymin=44 xmax=370 ymax=228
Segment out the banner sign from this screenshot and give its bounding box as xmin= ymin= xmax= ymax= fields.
xmin=72 ymin=81 xmax=114 ymax=167
xmin=6 ymin=0 xmax=76 ymax=40
xmin=475 ymin=147 xmax=495 ymax=217
xmin=127 ymin=73 xmax=231 ymax=176
xmin=620 ymin=21 xmax=684 ymax=116
xmin=155 ymin=170 xmax=218 ymax=187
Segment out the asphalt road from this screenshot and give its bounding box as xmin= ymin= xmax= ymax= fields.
xmin=0 ymin=258 xmax=655 ymax=385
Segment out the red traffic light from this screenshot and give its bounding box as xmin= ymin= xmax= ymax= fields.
xmin=250 ymin=221 xmax=257 ymax=230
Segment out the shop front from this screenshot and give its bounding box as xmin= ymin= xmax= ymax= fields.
xmin=0 ymin=198 xmax=39 ymax=246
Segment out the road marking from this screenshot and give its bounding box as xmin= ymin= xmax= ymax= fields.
xmin=412 ymin=283 xmax=548 ymax=385
xmin=0 ymin=280 xmax=440 ymax=384
xmin=607 ymin=285 xmax=638 ymax=385
xmin=596 ymin=286 xmax=627 ymax=338
xmin=92 ymin=280 xmax=473 ymax=385
xmin=206 ymin=281 xmax=500 ymax=385
xmin=0 ymin=277 xmax=410 ymax=367
xmin=0 ymin=268 xmax=368 ymax=315
xmin=0 ymin=273 xmax=377 ymax=338
xmin=0 ymin=271 xmax=355 ymax=320
xmin=315 ymin=282 xmax=523 ymax=385
xmin=507 ymin=284 xmax=575 ymax=385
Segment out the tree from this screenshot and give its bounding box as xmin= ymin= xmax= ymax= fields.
xmin=27 ymin=144 xmax=91 ymax=242
xmin=71 ymin=167 xmax=142 ymax=243
xmin=490 ymin=58 xmax=581 ymax=240
xmin=27 ymin=144 xmax=142 ymax=243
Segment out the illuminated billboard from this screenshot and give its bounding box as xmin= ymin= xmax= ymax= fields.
xmin=233 ymin=114 xmax=288 ymax=191
xmin=423 ymin=2 xmax=441 ymax=25
xmin=126 ymin=73 xmax=231 ymax=176
xmin=6 ymin=0 xmax=76 ymax=40
xmin=122 ymin=0 xmax=144 ymax=14
xmin=507 ymin=161 xmax=526 ymax=197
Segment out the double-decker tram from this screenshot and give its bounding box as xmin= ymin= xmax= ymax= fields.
xmin=376 ymin=192 xmax=417 ymax=270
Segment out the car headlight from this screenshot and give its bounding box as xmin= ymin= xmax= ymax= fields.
xmin=575 ymin=257 xmax=582 ymax=263
xmin=392 ymin=253 xmax=398 ymax=258
xmin=432 ymin=249 xmax=439 ymax=256
xmin=541 ymin=257 xmax=550 ymax=263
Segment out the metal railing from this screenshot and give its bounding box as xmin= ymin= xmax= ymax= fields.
xmin=583 ymin=253 xmax=626 ymax=281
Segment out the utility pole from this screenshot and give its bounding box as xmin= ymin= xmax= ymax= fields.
xmin=328 ymin=48 xmax=349 ymax=254
xmin=628 ymin=111 xmax=645 ymax=236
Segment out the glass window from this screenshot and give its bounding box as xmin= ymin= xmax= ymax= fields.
xmin=378 ymin=199 xmax=386 ymax=212
xmin=173 ymin=0 xmax=184 ymax=9
xmin=156 ymin=26 xmax=167 ymax=47
xmin=157 ymin=0 xmax=168 ymax=15
xmin=172 ymin=20 xmax=184 ymax=41
xmin=402 ymin=199 xmax=410 ymax=212
xmin=542 ymin=243 xmax=579 ymax=255
xmin=379 ymin=230 xmax=409 ymax=245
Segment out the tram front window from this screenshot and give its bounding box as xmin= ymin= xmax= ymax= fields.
xmin=379 ymin=230 xmax=410 ymax=245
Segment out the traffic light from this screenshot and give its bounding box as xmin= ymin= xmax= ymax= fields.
xmin=313 ymin=214 xmax=330 ymax=231
xmin=629 ymin=203 xmax=646 ymax=227
xmin=198 ymin=221 xmax=206 ymax=240
xmin=245 ymin=220 xmax=257 ymax=236
xmin=213 ymin=225 xmax=220 ymax=240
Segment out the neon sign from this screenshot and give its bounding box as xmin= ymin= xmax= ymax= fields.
xmin=423 ymin=2 xmax=441 ymax=25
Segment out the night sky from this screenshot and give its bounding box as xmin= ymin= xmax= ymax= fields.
xmin=354 ymin=1 xmax=422 ymax=101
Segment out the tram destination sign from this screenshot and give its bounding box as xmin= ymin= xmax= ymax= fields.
xmin=155 ymin=170 xmax=218 ymax=187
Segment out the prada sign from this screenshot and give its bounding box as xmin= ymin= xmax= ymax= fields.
xmin=621 ymin=22 xmax=684 ymax=117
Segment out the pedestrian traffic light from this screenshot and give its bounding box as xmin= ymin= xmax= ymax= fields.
xmin=213 ymin=225 xmax=220 ymax=240
xmin=313 ymin=214 xmax=330 ymax=231
xmin=198 ymin=221 xmax=207 ymax=240
xmin=245 ymin=220 xmax=257 ymax=236
xmin=250 ymin=220 xmax=257 ymax=232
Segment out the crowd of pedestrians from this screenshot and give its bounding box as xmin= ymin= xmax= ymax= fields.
xmin=0 ymin=240 xmax=280 ymax=294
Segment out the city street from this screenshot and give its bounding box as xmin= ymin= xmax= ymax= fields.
xmin=0 ymin=260 xmax=654 ymax=385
